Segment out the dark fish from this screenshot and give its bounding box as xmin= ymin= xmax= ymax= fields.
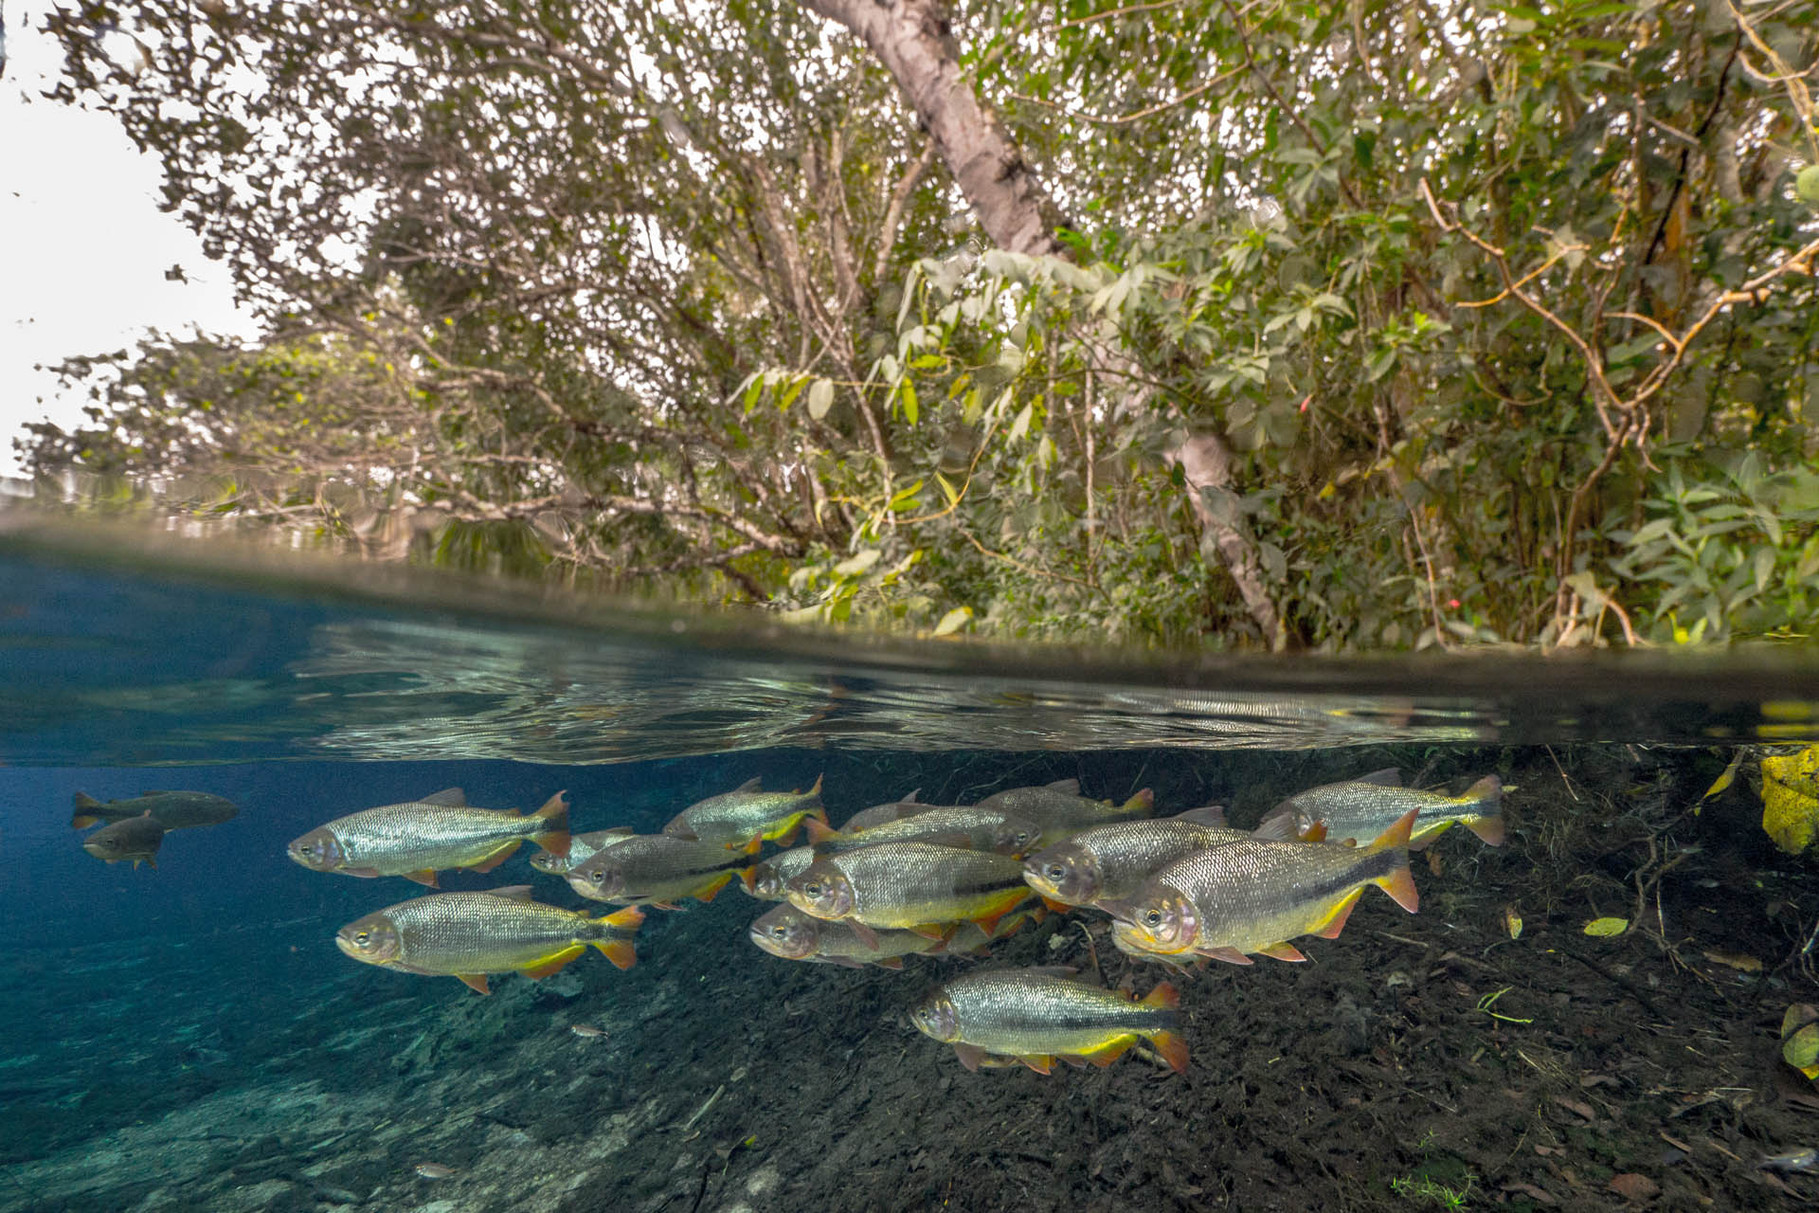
xmin=288 ymin=788 xmax=570 ymax=887
xmin=335 ymin=885 xmax=644 ymax=994
xmin=1021 ymin=808 xmax=1247 ymax=907
xmin=748 ymin=903 xmax=947 ymax=969
xmin=564 ymin=834 xmax=754 ymax=907
xmin=71 ymin=790 xmax=238 ymax=831
xmin=662 ymin=776 xmax=827 ymax=850
xmin=806 ymin=806 xmax=1042 ymax=857
xmin=1260 ymin=769 xmax=1504 ymax=848
xmin=974 ymin=779 xmax=1154 ymax=839
xmin=81 ymin=810 xmax=166 ymax=868
xmin=910 ymin=968 xmax=1187 ymax=1074
xmin=1105 ymin=810 xmax=1419 ymax=965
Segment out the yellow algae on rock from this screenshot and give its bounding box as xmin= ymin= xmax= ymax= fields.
xmin=1762 ymin=746 xmax=1819 ymax=855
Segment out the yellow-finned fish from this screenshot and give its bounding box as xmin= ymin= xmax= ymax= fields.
xmin=785 ymin=842 xmax=1034 ymax=948
xmin=748 ymin=904 xmax=948 ymax=969
xmin=740 ymin=846 xmax=818 ymax=900
xmin=662 ymin=776 xmax=827 ymax=850
xmin=564 ymin=834 xmax=754 ymax=907
xmin=335 ymin=885 xmax=644 ymax=994
xmin=287 ymin=789 xmax=570 ymax=887
xmin=1259 ymin=769 xmax=1504 ymax=848
xmin=805 ymin=806 xmax=1042 ymax=857
xmin=72 ymin=790 xmax=238 ymax=831
xmin=1106 ymin=809 xmax=1419 ymax=965
xmin=81 ymin=811 xmax=166 ymax=868
xmin=531 ymin=828 xmax=636 ymax=876
xmin=1021 ymin=807 xmax=1249 ymax=907
xmin=974 ymin=779 xmax=1155 ymax=840
xmin=910 ymin=968 xmax=1188 ymax=1074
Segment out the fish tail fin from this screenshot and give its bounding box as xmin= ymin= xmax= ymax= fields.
xmin=593 ymin=905 xmax=646 ymax=933
xmin=593 ymin=940 xmax=637 ymax=971
xmin=530 ymin=791 xmax=571 ymax=858
xmin=71 ymin=792 xmax=101 ymax=829
xmin=804 ymin=817 xmax=839 ymax=845
xmin=1365 ymin=807 xmax=1418 ymax=854
xmin=1148 ymin=1030 xmax=1190 ymax=1074
xmin=1122 ymin=788 xmax=1156 ymax=815
xmin=1141 ymin=982 xmax=1180 ymax=1011
xmin=739 ymin=867 xmax=760 ymax=894
xmin=1463 ymin=776 xmax=1506 ymax=845
xmin=589 ymin=906 xmax=644 ymax=970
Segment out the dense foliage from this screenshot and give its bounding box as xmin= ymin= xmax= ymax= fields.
xmin=24 ymin=0 xmax=1819 ymax=647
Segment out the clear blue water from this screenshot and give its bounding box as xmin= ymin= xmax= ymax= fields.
xmin=4 ymin=522 xmax=1819 ymax=1212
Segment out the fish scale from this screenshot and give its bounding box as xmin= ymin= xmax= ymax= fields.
xmin=374 ymin=892 xmax=633 ymax=974
xmin=817 ymin=842 xmax=1027 ymax=927
xmin=1025 ymin=818 xmax=1253 ymax=905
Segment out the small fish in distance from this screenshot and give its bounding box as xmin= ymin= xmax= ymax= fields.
xmin=72 ymin=790 xmax=237 ymax=831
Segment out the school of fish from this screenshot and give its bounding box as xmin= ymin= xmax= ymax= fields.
xmin=268 ymin=765 xmax=1504 ymax=1076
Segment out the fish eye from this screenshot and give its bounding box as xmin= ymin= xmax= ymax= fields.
xmin=804 ymin=882 xmax=823 ymax=896
xmin=1046 ymin=864 xmax=1065 ymax=880
xmin=355 ymin=931 xmax=370 ymax=944
xmin=1142 ymin=910 xmax=1162 ymax=928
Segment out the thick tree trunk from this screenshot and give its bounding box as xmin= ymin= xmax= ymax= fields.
xmin=798 ymin=0 xmax=1063 ymax=256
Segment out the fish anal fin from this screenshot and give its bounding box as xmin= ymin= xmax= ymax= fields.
xmin=594 ymin=940 xmax=637 ymax=971
xmin=872 ymin=956 xmax=905 ymax=970
xmin=804 ymin=817 xmax=840 ymax=846
xmin=1313 ymin=888 xmax=1364 ymax=939
xmin=1018 ymin=1054 xmax=1054 ymax=1075
xmin=520 ymin=944 xmax=587 ymax=979
xmin=421 ymin=788 xmax=467 ymax=807
xmin=1079 ymin=1037 xmax=1136 ymax=1068
xmin=404 ymin=869 xmax=441 ymax=888
xmin=905 ymin=922 xmax=954 ymax=941
xmin=467 ymin=842 xmax=520 ymax=874
xmin=1149 ymin=1030 xmax=1190 ymax=1073
xmin=953 ymin=1043 xmax=986 ymax=1072
xmin=693 ymin=872 xmax=736 ymax=903
xmin=1258 ymin=941 xmax=1308 ymax=962
xmin=455 ymin=973 xmax=491 ymax=994
xmin=1376 ymin=862 xmax=1420 ymax=913
xmin=739 ymin=833 xmax=767 ymax=855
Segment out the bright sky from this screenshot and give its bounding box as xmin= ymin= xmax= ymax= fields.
xmin=0 ymin=1 xmax=258 ymax=477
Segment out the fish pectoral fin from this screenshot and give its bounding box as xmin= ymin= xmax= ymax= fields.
xmin=342 ymin=867 xmax=382 ymax=879
xmin=1312 ymin=888 xmax=1365 ymax=939
xmin=740 ymin=835 xmax=766 ymax=856
xmin=593 ymin=940 xmax=637 ymax=971
xmin=905 ymin=922 xmax=955 ymax=941
xmin=1017 ymin=1054 xmax=1055 ymax=1075
xmin=403 ymin=869 xmax=441 ymax=888
xmin=520 ymin=945 xmax=588 ymax=980
xmin=971 ymin=889 xmax=1035 ymax=937
xmin=692 ymin=872 xmax=736 ymax=903
xmin=1039 ymin=896 xmax=1074 ymax=914
xmin=847 ymin=921 xmax=881 ymax=951
xmin=455 ymin=973 xmax=491 ymax=995
xmin=872 ymin=957 xmax=905 ymax=970
xmin=1257 ymin=941 xmax=1308 ymax=962
xmin=1196 ymin=946 xmax=1254 ymax=966
xmin=467 ymin=843 xmax=521 ymax=874
xmin=953 ymin=1043 xmax=986 ymax=1072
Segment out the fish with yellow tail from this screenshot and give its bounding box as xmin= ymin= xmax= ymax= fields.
xmin=1259 ymin=769 xmax=1505 ymax=849
xmin=748 ymin=903 xmax=950 ymax=969
xmin=662 ymin=776 xmax=827 ymax=851
xmin=1021 ymin=807 xmax=1250 ymax=908
xmin=974 ymin=779 xmax=1155 ymax=841
xmin=564 ymin=834 xmax=754 ymax=908
xmin=288 ymin=789 xmax=571 ymax=887
xmin=1105 ymin=809 xmax=1420 ymax=965
xmin=910 ymin=968 xmax=1188 ymax=1075
xmin=335 ymin=886 xmax=644 ymax=994
xmin=805 ymin=806 xmax=1042 ymax=857
xmin=785 ymin=842 xmax=1034 ymax=949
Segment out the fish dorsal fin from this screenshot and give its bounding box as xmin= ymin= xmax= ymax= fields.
xmin=1025 ymin=964 xmax=1080 ymax=979
xmin=1044 ymin=779 xmax=1081 ymax=795
xmin=1174 ymin=806 xmax=1227 ymax=827
xmin=1354 ymin=768 xmax=1402 ymax=788
xmin=1250 ymin=812 xmax=1300 ymax=841
xmin=420 ymin=788 xmax=467 ymax=807
xmin=734 ymin=777 xmax=763 ymax=793
xmin=485 ymin=885 xmax=536 ymax=901
xmin=901 ymin=790 xmax=921 ymax=804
